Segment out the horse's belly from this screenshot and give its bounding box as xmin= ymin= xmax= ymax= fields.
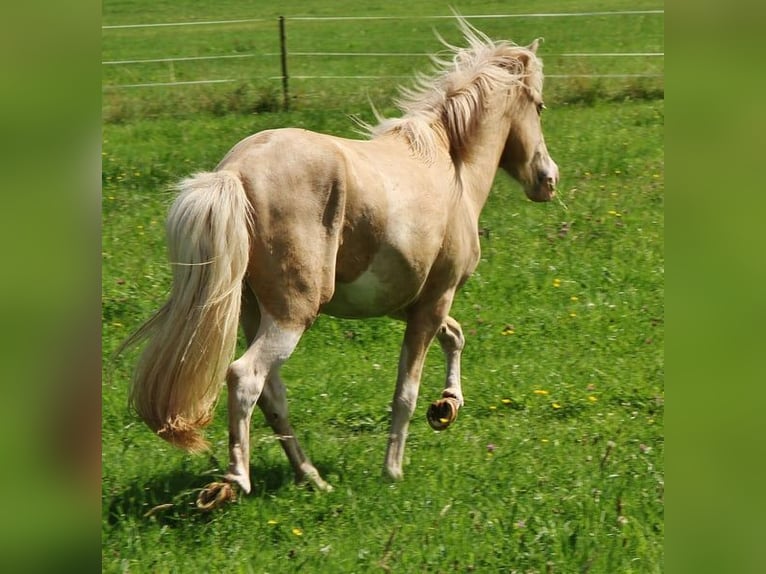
xmin=323 ymin=266 xmax=419 ymax=318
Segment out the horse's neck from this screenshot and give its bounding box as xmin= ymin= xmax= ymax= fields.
xmin=458 ymin=95 xmax=511 ymax=210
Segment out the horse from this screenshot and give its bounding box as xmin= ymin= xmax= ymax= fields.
xmin=124 ymin=20 xmax=559 ymax=506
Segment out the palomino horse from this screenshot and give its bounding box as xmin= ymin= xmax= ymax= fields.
xmin=126 ymin=21 xmax=559 ymax=505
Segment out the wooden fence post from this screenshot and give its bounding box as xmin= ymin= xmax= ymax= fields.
xmin=279 ymin=16 xmax=289 ymax=111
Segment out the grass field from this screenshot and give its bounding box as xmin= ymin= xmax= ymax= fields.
xmin=102 ymin=0 xmax=663 ymax=121
xmin=102 ymin=1 xmax=664 ymax=572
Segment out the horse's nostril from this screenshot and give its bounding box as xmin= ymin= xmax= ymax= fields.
xmin=538 ymin=171 xmax=555 ymax=188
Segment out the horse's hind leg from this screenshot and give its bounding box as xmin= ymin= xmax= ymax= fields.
xmin=257 ymin=373 xmax=332 ymax=491
xmin=224 ymin=300 xmax=303 ymax=494
xmin=426 ymin=316 xmax=465 ymax=431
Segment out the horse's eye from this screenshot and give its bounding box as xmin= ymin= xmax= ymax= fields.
xmin=536 ymin=102 xmax=546 ymax=115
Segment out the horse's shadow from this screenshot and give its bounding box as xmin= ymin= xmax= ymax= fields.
xmin=104 ymin=458 xmax=324 ymax=527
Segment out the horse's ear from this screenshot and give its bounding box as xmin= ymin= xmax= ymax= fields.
xmin=527 ymin=38 xmax=543 ymax=54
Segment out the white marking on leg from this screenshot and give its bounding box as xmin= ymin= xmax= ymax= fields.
xmin=225 ymin=307 xmax=303 ymax=494
xmin=384 ymin=339 xmax=428 ymax=480
xmin=438 ymin=317 xmax=465 ymax=406
xmin=385 ymin=375 xmax=419 ymax=480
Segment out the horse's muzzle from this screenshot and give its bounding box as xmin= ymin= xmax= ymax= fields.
xmin=529 ymin=164 xmax=559 ymax=202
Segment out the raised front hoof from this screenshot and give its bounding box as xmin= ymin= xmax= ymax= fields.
xmin=426 ymin=396 xmax=460 ymax=431
xmin=196 ymin=481 xmax=237 ymax=511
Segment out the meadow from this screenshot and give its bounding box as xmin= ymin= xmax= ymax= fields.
xmin=102 ymin=1 xmax=664 ymax=572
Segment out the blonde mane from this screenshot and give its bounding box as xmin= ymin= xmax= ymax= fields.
xmin=367 ymin=20 xmax=544 ymax=164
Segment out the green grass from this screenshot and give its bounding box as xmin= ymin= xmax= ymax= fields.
xmin=102 ymin=2 xmax=663 ymax=572
xmin=102 ymin=0 xmax=663 ymax=122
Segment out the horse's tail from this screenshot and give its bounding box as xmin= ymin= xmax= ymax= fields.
xmin=126 ymin=170 xmax=252 ymax=453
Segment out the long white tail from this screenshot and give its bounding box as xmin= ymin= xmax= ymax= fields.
xmin=126 ymin=171 xmax=252 ymax=452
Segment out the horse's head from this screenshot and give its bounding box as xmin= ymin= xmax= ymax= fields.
xmin=499 ymin=40 xmax=559 ymax=202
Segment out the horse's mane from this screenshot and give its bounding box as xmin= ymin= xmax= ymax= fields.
xmin=366 ymin=19 xmax=543 ymax=164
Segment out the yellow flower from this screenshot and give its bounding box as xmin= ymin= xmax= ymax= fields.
xmin=569 ymin=312 xmax=577 ymax=318
xmin=588 ymin=395 xmax=598 ymax=403
xmin=489 ymin=405 xmax=497 ymax=410
xmin=552 ymin=278 xmax=562 ymax=287
xmin=267 ymin=520 xmax=278 ymax=526
xmin=292 ymin=528 xmax=303 ymax=536
xmin=552 ymin=403 xmax=562 ymax=409
xmin=570 ymin=296 xmax=579 ymax=302
xmin=533 ymin=389 xmax=549 ymax=396
xmin=501 ymin=399 xmax=512 ymax=405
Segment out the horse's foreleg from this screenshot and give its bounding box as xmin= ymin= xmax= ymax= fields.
xmin=383 ymin=305 xmax=448 ymax=481
xmin=258 ymin=373 xmax=332 ymax=491
xmin=426 ymin=316 xmax=465 ymax=431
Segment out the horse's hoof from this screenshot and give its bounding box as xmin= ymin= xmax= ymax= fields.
xmin=196 ymin=481 xmax=237 ymax=511
xmin=426 ymin=396 xmax=460 ymax=431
